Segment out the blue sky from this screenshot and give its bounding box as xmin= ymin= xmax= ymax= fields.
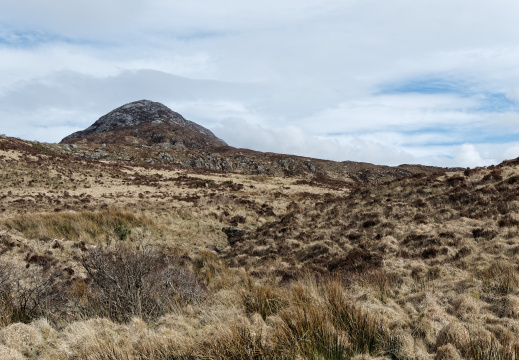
xmin=1 ymin=0 xmax=519 ymax=167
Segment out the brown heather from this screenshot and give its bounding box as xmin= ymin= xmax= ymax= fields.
xmin=2 ymin=135 xmax=519 ymax=358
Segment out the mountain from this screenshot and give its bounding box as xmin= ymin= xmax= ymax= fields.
xmin=61 ymin=100 xmax=227 ymax=148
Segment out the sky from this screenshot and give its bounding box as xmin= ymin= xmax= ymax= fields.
xmin=1 ymin=0 xmax=519 ymax=167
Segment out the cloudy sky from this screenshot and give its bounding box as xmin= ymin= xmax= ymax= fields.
xmin=1 ymin=0 xmax=519 ymax=167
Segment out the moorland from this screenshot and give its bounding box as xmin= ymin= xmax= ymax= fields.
xmin=0 ymin=103 xmax=518 ymax=359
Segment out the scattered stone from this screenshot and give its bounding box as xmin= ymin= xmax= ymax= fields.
xmin=174 ymin=141 xmax=186 ymax=150
xmin=90 ymin=150 xmax=109 ymax=160
xmin=157 ymin=142 xmax=172 ymax=149
xmin=158 ymin=152 xmax=174 ymax=162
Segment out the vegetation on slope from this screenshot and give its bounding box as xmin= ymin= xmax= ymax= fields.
xmin=1 ymin=136 xmax=519 ymax=359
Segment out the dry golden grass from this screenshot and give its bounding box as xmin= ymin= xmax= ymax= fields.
xmin=3 ymin=208 xmax=154 ymax=243
xmin=3 ymin=136 xmax=519 ymax=358
xmin=0 ymin=277 xmax=406 ymax=359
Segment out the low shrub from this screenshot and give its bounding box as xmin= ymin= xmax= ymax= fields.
xmin=0 ymin=261 xmax=63 ymax=325
xmin=80 ymin=242 xmax=205 ymax=322
xmin=472 ymin=228 xmax=498 ymax=240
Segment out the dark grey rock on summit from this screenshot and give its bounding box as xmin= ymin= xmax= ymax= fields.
xmin=61 ymin=100 xmax=226 ymax=145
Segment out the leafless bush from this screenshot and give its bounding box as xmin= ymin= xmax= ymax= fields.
xmin=0 ymin=261 xmax=63 ymax=325
xmin=0 ymin=262 xmax=12 ymax=326
xmin=81 ymin=242 xmax=205 ymax=322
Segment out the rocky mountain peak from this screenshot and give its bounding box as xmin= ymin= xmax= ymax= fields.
xmin=61 ymin=100 xmax=227 ymax=147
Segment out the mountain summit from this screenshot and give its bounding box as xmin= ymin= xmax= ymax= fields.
xmin=61 ymin=100 xmax=227 ymax=148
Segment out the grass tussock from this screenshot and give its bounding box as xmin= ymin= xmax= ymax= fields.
xmin=244 ymin=278 xmax=402 ymax=359
xmin=0 ymin=277 xmax=405 ymax=359
xmin=480 ymin=262 xmax=519 ymax=295
xmin=3 ymin=208 xmax=154 ymax=242
xmin=241 ymin=281 xmax=288 ymax=320
xmin=322 ymin=279 xmax=400 ymax=356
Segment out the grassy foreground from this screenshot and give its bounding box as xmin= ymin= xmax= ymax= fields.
xmin=2 ymin=139 xmax=519 ymax=359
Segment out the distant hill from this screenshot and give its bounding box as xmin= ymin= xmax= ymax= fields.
xmin=57 ymin=100 xmax=453 ymax=184
xmin=61 ymin=100 xmax=228 ymax=148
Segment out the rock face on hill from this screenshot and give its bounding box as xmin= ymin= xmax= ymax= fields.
xmin=61 ymin=100 xmax=227 ymax=148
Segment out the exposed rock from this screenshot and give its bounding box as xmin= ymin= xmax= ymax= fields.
xmin=173 ymin=141 xmax=186 ymax=150
xmin=90 ymin=150 xmax=109 ymax=160
xmin=158 ymin=152 xmax=174 ymax=162
xmin=156 ymin=142 xmax=171 ymax=149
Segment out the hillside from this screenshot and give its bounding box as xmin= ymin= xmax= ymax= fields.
xmin=0 ymin=116 xmax=517 ymax=358
xmin=50 ymin=100 xmax=450 ymax=184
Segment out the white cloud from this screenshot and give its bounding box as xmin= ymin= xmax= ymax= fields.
xmin=453 ymin=144 xmax=490 ymax=168
xmin=503 ymin=145 xmax=519 ymax=161
xmin=300 ymin=94 xmax=480 ymax=136
xmin=215 ymin=118 xmax=419 ymax=166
